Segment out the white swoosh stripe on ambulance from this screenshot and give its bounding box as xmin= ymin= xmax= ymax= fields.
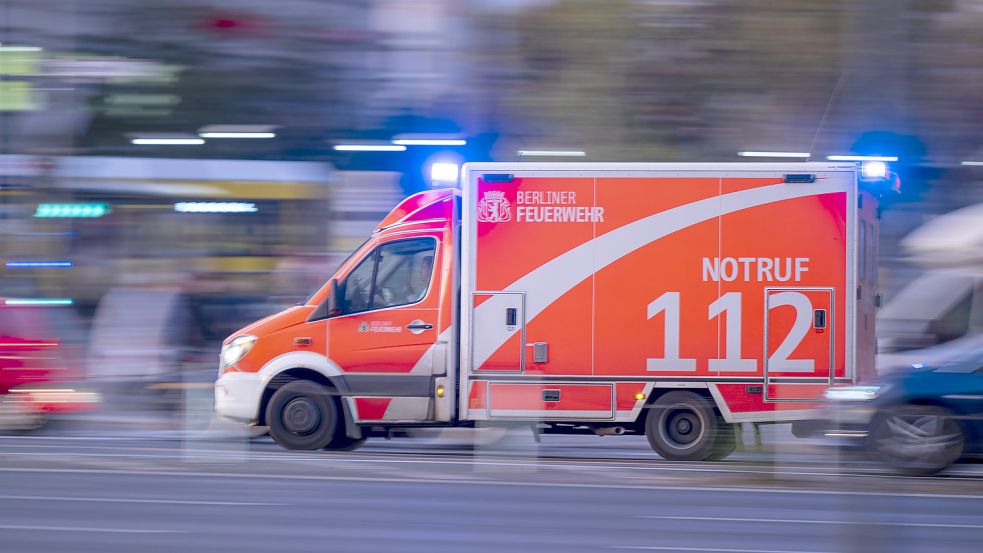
xmin=471 ymin=181 xmax=846 ymax=369
xmin=409 ymin=329 xmax=451 ymax=375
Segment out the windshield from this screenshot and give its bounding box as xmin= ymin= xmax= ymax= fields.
xmin=302 ymin=237 xmax=372 ymax=305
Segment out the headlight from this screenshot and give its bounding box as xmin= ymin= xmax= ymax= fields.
xmin=824 ymin=385 xmax=886 ymax=402
xmin=220 ymin=335 xmax=257 ymax=369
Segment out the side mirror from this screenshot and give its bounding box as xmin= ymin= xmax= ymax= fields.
xmin=308 ymin=279 xmax=343 ymax=321
xmin=326 ymin=278 xmax=342 ymax=317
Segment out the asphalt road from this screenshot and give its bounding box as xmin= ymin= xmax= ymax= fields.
xmin=1 ymin=428 xmax=982 ymax=553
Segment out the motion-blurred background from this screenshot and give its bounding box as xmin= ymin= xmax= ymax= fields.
xmin=1 ymin=0 xmax=981 ymax=423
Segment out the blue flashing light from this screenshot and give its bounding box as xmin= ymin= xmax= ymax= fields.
xmin=430 ymin=162 xmax=460 ymax=186
xmin=861 ymin=161 xmax=888 ymax=179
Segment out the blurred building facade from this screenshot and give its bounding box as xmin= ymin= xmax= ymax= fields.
xmin=1 ymin=1 xmax=978 ymax=164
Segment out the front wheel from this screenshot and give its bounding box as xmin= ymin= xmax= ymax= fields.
xmin=266 ymin=380 xmax=338 ymax=451
xmin=870 ymin=404 xmax=964 ymax=476
xmin=645 ymin=391 xmax=722 ymax=461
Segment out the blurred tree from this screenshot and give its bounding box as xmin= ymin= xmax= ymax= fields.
xmin=469 ymin=0 xmax=979 ymax=176
xmin=473 ymin=0 xmax=855 ymax=160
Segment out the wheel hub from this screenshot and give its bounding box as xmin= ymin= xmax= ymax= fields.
xmin=664 ymin=409 xmax=702 ymax=447
xmin=676 ymin=418 xmax=693 ymax=434
xmin=282 ymin=397 xmax=321 ymax=435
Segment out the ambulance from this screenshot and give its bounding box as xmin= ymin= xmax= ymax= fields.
xmin=214 ymin=162 xmax=892 ymax=460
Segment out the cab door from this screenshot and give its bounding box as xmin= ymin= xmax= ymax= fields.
xmin=327 ymin=230 xmax=445 ymax=422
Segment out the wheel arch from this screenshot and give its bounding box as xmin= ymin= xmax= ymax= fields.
xmin=641 ymin=387 xmax=729 ymax=461
xmin=256 ymin=352 xmax=360 ymax=439
xmin=633 ymin=386 xmax=717 ymax=431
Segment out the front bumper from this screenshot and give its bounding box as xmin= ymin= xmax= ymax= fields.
xmin=214 ymin=371 xmax=264 ymax=423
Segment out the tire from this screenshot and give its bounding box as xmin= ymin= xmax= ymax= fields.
xmin=869 ymin=404 xmax=964 ymax=476
xmin=266 ymin=380 xmax=338 ymax=451
xmin=324 ymin=435 xmax=367 ymax=452
xmin=645 ymin=391 xmax=721 ymax=461
xmin=708 ymin=421 xmax=737 ymax=461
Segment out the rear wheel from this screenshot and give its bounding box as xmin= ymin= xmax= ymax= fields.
xmin=870 ymin=404 xmax=964 ymax=475
xmin=266 ymin=380 xmax=338 ymax=451
xmin=645 ymin=391 xmax=721 ymax=461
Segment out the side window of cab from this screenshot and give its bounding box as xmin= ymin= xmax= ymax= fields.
xmin=339 ymin=238 xmax=436 ymax=315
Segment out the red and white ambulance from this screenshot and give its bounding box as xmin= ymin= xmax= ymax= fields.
xmin=215 ymin=162 xmax=889 ymax=460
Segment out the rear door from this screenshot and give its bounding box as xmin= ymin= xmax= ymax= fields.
xmin=764 ymin=288 xmax=834 ymax=401
xmin=717 ymin=172 xmax=850 ymax=408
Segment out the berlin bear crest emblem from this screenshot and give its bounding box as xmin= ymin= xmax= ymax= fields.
xmin=476 ymin=191 xmax=511 ymax=223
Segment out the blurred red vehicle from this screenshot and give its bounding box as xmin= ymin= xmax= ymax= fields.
xmin=0 ymin=300 xmax=100 ymax=430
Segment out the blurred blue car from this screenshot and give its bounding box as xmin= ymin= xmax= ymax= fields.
xmin=824 ymin=348 xmax=983 ymax=475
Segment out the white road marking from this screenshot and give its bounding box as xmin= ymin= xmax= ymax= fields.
xmin=2 ymin=449 xmax=981 ymax=481
xmin=637 ymin=515 xmax=983 ymax=529
xmin=0 ymin=443 xmax=841 ymax=475
xmin=0 ymin=524 xmax=181 ymax=534
xmin=611 ymin=547 xmax=830 ymax=553
xmin=1 ymin=466 xmax=982 ymax=500
xmin=0 ymin=435 xmax=164 ymax=441
xmin=0 ymin=494 xmax=284 ymax=506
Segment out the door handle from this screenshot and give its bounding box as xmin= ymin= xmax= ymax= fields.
xmin=406 ymin=323 xmax=433 ymax=330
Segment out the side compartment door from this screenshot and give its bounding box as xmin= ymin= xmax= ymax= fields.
xmin=764 ymin=288 xmax=834 ymax=401
xmin=470 ymin=292 xmax=525 ymax=372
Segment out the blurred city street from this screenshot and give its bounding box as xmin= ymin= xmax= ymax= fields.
xmin=1 ymin=427 xmax=982 ymax=552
